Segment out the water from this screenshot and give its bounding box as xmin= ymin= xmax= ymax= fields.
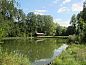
xmin=1 ymin=38 xmax=67 ymax=65
xmin=32 ymin=44 xmax=68 ymax=65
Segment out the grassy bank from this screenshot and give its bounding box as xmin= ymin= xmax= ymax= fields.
xmin=0 ymin=46 xmax=31 ymax=65
xmin=2 ymin=37 xmax=34 ymax=40
xmin=36 ymin=36 xmax=68 ymax=39
xmin=1 ymin=36 xmax=68 ymax=41
xmin=52 ymin=44 xmax=86 ymax=65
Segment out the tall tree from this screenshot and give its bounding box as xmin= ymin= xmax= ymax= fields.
xmin=0 ymin=0 xmax=15 ymax=38
xmin=70 ymin=14 xmax=77 ymax=34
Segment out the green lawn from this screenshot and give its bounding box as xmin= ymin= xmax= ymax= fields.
xmin=52 ymin=44 xmax=86 ymax=65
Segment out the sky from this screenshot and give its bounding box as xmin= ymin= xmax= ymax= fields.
xmin=17 ymin=0 xmax=85 ymax=27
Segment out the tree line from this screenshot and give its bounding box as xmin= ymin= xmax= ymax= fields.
xmin=0 ymin=0 xmax=69 ymax=38
xmin=0 ymin=0 xmax=86 ymax=42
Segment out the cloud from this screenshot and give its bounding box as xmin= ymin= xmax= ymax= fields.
xmin=63 ymin=0 xmax=71 ymax=4
xmin=54 ymin=18 xmax=62 ymax=22
xmin=54 ymin=18 xmax=70 ymax=27
xmin=33 ymin=10 xmax=47 ymax=15
xmin=53 ymin=0 xmax=71 ymax=4
xmin=83 ymin=0 xmax=85 ymax=2
xmin=72 ymin=3 xmax=83 ymax=12
xmin=53 ymin=0 xmax=60 ymax=4
xmin=34 ymin=10 xmax=47 ymax=12
xmin=57 ymin=7 xmax=69 ymax=13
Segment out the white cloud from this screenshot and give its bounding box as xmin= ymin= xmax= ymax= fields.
xmin=72 ymin=3 xmax=83 ymax=12
xmin=54 ymin=18 xmax=62 ymax=22
xmin=53 ymin=0 xmax=71 ymax=4
xmin=34 ymin=10 xmax=47 ymax=12
xmin=63 ymin=0 xmax=71 ymax=4
xmin=54 ymin=18 xmax=70 ymax=27
xmin=83 ymin=0 xmax=85 ymax=2
xmin=57 ymin=7 xmax=69 ymax=13
xmin=53 ymin=0 xmax=60 ymax=4
xmin=33 ymin=10 xmax=47 ymax=15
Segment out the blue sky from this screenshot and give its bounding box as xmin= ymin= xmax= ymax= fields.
xmin=17 ymin=0 xmax=85 ymax=27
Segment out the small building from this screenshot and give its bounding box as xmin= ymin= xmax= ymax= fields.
xmin=35 ymin=32 xmax=45 ymax=36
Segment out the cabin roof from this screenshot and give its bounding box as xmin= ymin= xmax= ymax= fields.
xmin=36 ymin=33 xmax=44 ymax=35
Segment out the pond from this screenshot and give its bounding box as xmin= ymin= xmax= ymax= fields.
xmin=1 ymin=38 xmax=67 ymax=65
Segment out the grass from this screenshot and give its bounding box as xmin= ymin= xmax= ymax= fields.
xmin=2 ymin=37 xmax=34 ymax=40
xmin=52 ymin=44 xmax=86 ymax=65
xmin=36 ymin=36 xmax=68 ymax=39
xmin=0 ymin=46 xmax=31 ymax=65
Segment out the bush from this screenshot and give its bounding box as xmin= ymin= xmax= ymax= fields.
xmin=67 ymin=35 xmax=78 ymax=43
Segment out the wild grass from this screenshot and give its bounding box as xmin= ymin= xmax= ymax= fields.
xmin=52 ymin=44 xmax=86 ymax=65
xmin=0 ymin=46 xmax=31 ymax=65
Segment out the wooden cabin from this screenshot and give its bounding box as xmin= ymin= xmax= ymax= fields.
xmin=35 ymin=32 xmax=45 ymax=36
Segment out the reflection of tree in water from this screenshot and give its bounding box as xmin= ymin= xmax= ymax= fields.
xmin=1 ymin=38 xmax=64 ymax=62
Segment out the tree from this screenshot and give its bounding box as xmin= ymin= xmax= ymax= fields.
xmin=68 ymin=0 xmax=86 ymax=42
xmin=0 ymin=0 xmax=15 ymax=38
xmin=55 ymin=25 xmax=62 ymax=36
xmin=70 ymin=14 xmax=77 ymax=34
xmin=26 ymin=13 xmax=57 ymax=36
xmin=61 ymin=27 xmax=67 ymax=36
xmin=66 ymin=26 xmax=75 ymax=35
xmin=43 ymin=15 xmax=55 ymax=35
xmin=26 ymin=12 xmax=37 ymax=36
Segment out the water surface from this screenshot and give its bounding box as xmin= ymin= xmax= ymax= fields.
xmin=1 ymin=38 xmax=67 ymax=65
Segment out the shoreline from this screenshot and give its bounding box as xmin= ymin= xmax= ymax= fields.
xmin=2 ymin=36 xmax=68 ymax=40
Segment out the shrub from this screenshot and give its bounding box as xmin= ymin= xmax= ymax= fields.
xmin=68 ymin=35 xmax=77 ymax=43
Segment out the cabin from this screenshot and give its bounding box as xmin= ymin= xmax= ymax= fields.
xmin=35 ymin=32 xmax=45 ymax=36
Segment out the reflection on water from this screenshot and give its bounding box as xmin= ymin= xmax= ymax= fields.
xmin=32 ymin=44 xmax=68 ymax=65
xmin=1 ymin=38 xmax=67 ymax=64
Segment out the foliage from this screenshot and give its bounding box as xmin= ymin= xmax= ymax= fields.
xmin=0 ymin=0 xmax=59 ymax=38
xmin=23 ymin=12 xmax=57 ymax=36
xmin=0 ymin=0 xmax=17 ymax=38
xmin=70 ymin=14 xmax=77 ymax=34
xmin=67 ymin=35 xmax=77 ymax=43
xmin=0 ymin=0 xmax=70 ymax=38
xmin=0 ymin=46 xmax=31 ymax=65
xmin=55 ymin=24 xmax=67 ymax=36
xmin=52 ymin=44 xmax=86 ymax=65
xmin=69 ymin=1 xmax=86 ymax=42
